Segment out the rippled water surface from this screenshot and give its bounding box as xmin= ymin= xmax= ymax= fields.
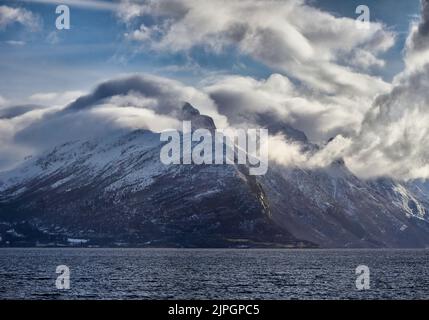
xmin=0 ymin=248 xmax=428 ymax=299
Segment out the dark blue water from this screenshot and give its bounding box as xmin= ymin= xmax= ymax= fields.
xmin=0 ymin=248 xmax=428 ymax=299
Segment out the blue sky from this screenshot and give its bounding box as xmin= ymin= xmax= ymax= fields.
xmin=0 ymin=0 xmax=422 ymax=103
xmin=313 ymin=0 xmax=421 ymax=78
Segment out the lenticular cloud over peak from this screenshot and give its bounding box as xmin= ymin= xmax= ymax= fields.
xmin=1 ymin=0 xmax=429 ymax=182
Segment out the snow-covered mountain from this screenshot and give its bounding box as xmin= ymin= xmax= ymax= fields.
xmin=1 ymin=104 xmax=428 ymax=247
xmin=259 ymin=162 xmax=429 ymax=247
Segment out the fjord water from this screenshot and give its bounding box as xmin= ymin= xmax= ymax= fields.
xmin=0 ymin=248 xmax=428 ymax=299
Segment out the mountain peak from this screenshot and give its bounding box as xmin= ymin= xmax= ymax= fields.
xmin=182 ymin=102 xmax=200 ymax=117
xmin=181 ymin=102 xmax=216 ymax=131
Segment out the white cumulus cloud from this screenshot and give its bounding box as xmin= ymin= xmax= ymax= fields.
xmin=0 ymin=5 xmax=41 ymax=30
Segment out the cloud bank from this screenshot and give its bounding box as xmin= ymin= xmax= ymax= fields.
xmin=1 ymin=0 xmax=429 ymax=182
xmin=343 ymin=0 xmax=429 ymax=180
xmin=118 ymin=0 xmax=393 ymax=97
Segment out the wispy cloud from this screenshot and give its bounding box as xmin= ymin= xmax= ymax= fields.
xmin=5 ymin=40 xmax=26 ymax=46
xmin=17 ymin=0 xmax=118 ymax=11
xmin=0 ymin=5 xmax=41 ymax=30
xmin=0 ymin=95 xmax=8 ymax=108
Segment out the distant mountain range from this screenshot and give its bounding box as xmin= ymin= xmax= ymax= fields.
xmin=1 ymin=103 xmax=429 ymax=248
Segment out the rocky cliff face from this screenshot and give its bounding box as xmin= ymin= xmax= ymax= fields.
xmin=259 ymin=162 xmax=429 ymax=247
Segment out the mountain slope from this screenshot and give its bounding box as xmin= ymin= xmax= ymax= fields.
xmin=259 ymin=161 xmax=429 ymax=247
xmin=1 ymin=104 xmax=429 ymax=248
xmin=0 ymin=126 xmax=310 ymax=248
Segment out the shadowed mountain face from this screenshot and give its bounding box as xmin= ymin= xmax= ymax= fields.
xmin=0 ymin=104 xmax=310 ymax=248
xmin=259 ymin=164 xmax=429 ymax=248
xmin=181 ymin=102 xmax=217 ymax=131
xmin=0 ymin=104 xmax=429 ymax=248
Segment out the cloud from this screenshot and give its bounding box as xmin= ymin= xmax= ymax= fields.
xmin=0 ymin=105 xmax=56 ymax=170
xmin=63 ymin=74 xmax=228 ymax=128
xmin=0 ymin=95 xmax=7 ymax=108
xmin=0 ymin=73 xmax=363 ymax=178
xmin=338 ymin=0 xmax=429 ymax=180
xmin=268 ymin=133 xmax=352 ymax=169
xmin=16 ymin=0 xmax=117 ymax=11
xmin=344 ymin=63 xmax=429 ymax=180
xmin=1 ymin=73 xmax=335 ymax=174
xmin=0 ymin=104 xmax=46 ymax=119
xmin=0 ymin=5 xmax=41 ymax=30
xmin=0 ymin=64 xmax=426 ymax=181
xmin=2 ymin=0 xmax=429 ymax=183
xmin=46 ymin=31 xmax=61 ymax=44
xmin=407 ymin=0 xmax=429 ymax=69
xmin=204 ymin=74 xmax=373 ymax=142
xmin=118 ymin=0 xmax=394 ymax=96
xmin=29 ymin=90 xmax=85 ymax=107
xmin=0 ymin=74 xmax=229 ymax=171
xmin=5 ymin=40 xmax=26 ymax=46
xmin=405 ymin=0 xmax=429 ymax=70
